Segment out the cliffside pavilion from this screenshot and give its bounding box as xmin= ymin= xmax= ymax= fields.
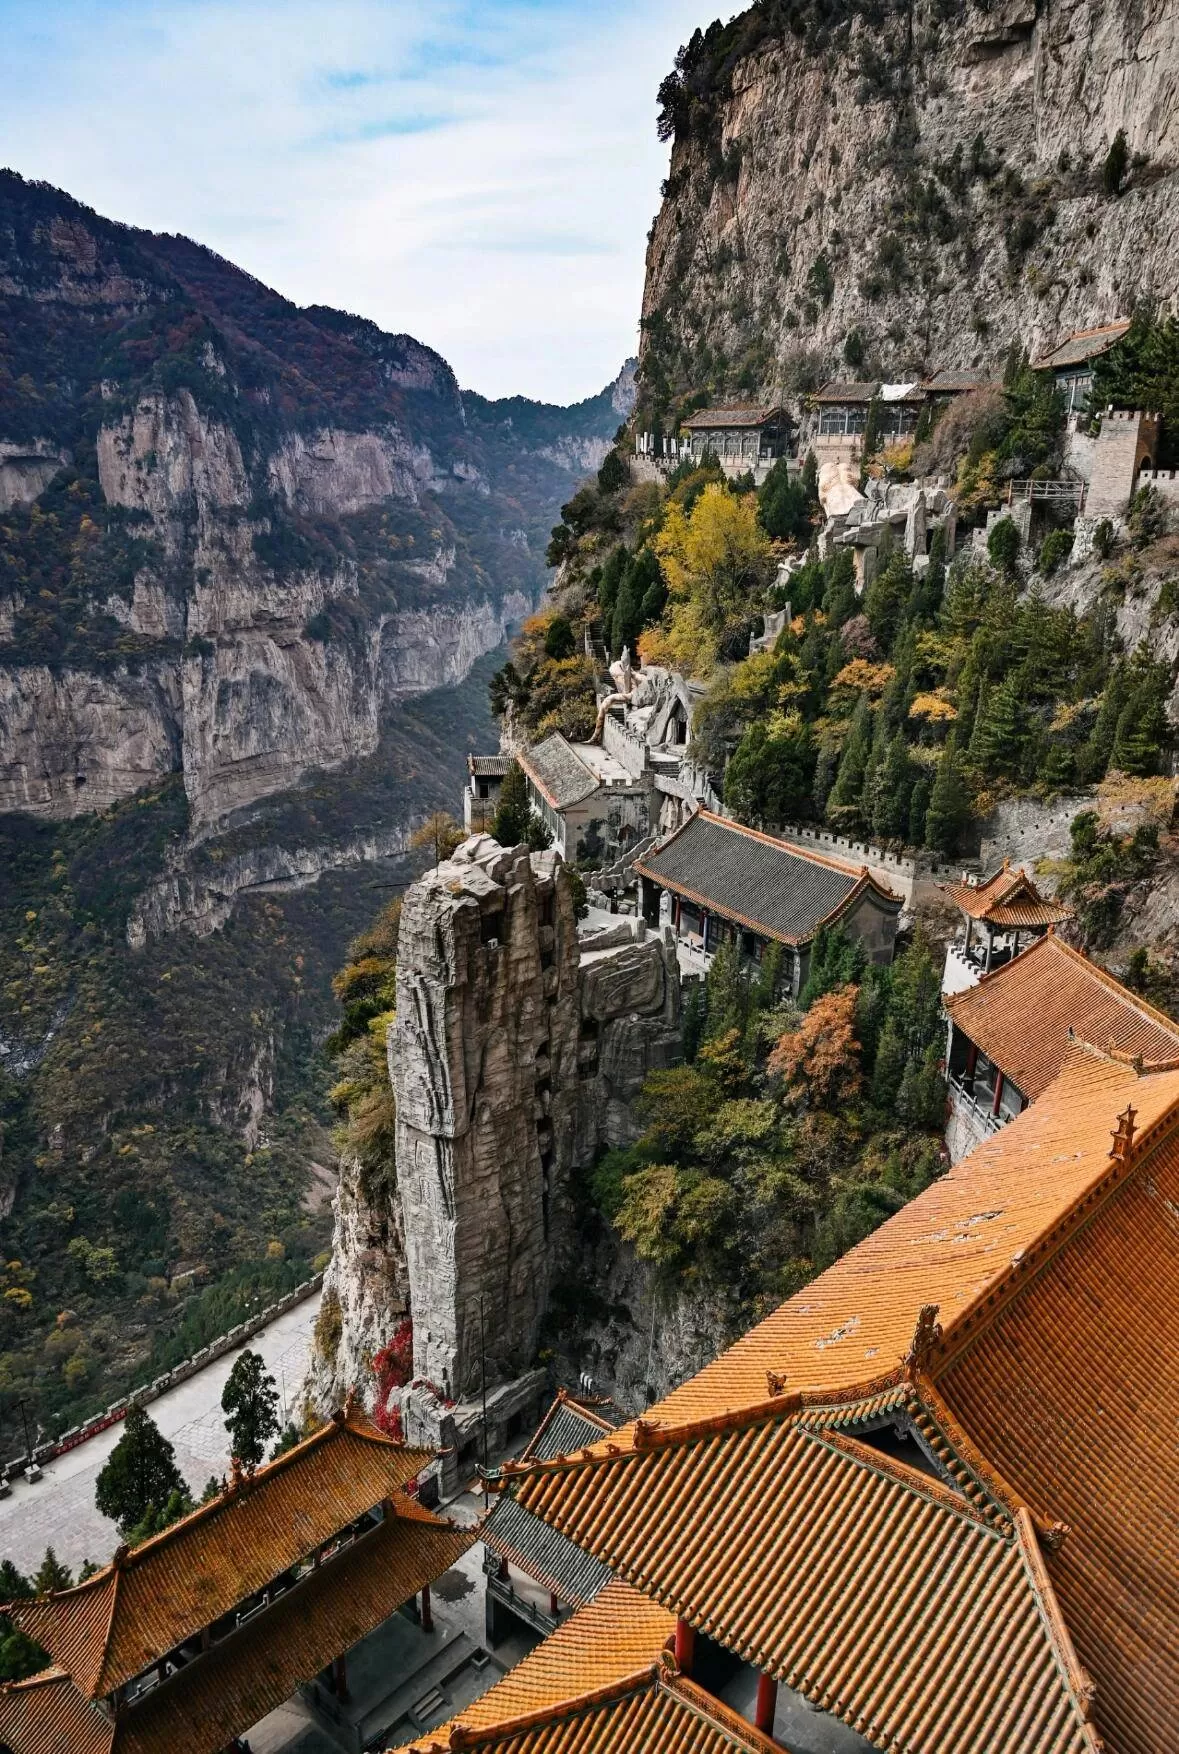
xmin=480 ymin=1390 xmax=616 ymax=1648
xmin=943 ymin=928 xmax=1179 ymax=1160
xmin=424 ymin=1041 xmax=1179 ymax=1754
xmin=635 ymin=810 xmax=902 ymax=994
xmin=940 ymin=860 xmax=1071 ymax=990
xmin=0 ymin=1407 xmax=471 ymax=1754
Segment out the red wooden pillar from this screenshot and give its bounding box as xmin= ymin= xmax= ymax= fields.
xmin=421 ymin=1583 xmax=433 ymax=1632
xmin=498 ymin=1556 xmax=509 ymax=1581
xmin=549 ymin=1591 xmax=559 ymax=1617
xmin=333 ymin=1653 xmax=349 ymax=1703
xmin=755 ymin=1672 xmax=778 ymax=1734
xmin=674 ymin=1617 xmax=696 ymax=1674
xmin=992 ymin=1073 xmax=1004 ymax=1118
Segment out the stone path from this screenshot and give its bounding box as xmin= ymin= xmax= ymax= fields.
xmin=0 ymin=1289 xmax=321 ymax=1577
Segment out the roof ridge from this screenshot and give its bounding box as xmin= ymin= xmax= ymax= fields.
xmin=1012 ymin=1508 xmax=1102 ymax=1744
xmin=74 ymin=1410 xmax=423 ymax=1583
xmin=1047 ymin=935 xmax=1179 ymax=1036
xmin=932 ymin=1068 xmax=1179 ymax=1373
xmin=696 ymin=809 xmax=868 ymax=877
xmin=910 ymin=1375 xmax=1062 ymax=1546
xmin=666 ymin=1671 xmax=781 ymax=1751
xmin=808 ymin=1427 xmax=1006 ymax=1535
xmin=443 ymin=1664 xmax=660 ymax=1748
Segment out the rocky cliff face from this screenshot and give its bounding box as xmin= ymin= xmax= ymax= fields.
xmin=640 ymin=0 xmax=1179 ymax=410
xmin=0 ymin=173 xmax=624 ymax=831
xmin=311 ymin=841 xmax=682 ymax=1413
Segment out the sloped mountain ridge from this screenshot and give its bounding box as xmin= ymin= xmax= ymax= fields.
xmin=0 ymin=170 xmax=630 ymax=827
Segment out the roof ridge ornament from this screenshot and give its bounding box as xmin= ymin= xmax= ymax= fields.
xmin=905 ymin=1303 xmax=942 ymax=1377
xmin=1109 ymin=1103 xmax=1137 ymax=1161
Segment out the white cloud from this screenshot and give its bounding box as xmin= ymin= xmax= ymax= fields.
xmin=0 ymin=0 xmax=707 ymax=401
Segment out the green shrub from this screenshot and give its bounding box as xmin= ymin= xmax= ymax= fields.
xmin=987 ymin=516 xmax=1021 ymax=573
xmin=1038 ymin=528 xmax=1074 ymax=574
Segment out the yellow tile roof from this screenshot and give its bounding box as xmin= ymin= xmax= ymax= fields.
xmin=510 ymin=1420 xmax=1096 ymax=1754
xmin=941 ymin=865 xmax=1070 ymax=927
xmin=502 ymin=1047 xmax=1179 ymax=1754
xmin=10 ymin=1408 xmax=431 ymax=1699
xmin=946 ymin=933 xmax=1179 ymax=1099
xmin=396 ymin=1580 xmax=674 ymax=1750
xmin=1 ymin=1496 xmax=472 ymax=1754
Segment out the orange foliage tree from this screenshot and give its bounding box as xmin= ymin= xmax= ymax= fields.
xmin=768 ymin=986 xmax=862 ymax=1109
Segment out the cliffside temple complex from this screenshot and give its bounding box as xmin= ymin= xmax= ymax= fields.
xmin=0 ymin=1408 xmax=471 ymax=1754
xmin=636 ymin=811 xmax=902 ymax=994
xmin=678 ymin=405 xmax=792 ymax=480
xmin=943 ymin=929 xmax=1179 ymax=1162
xmin=403 ymin=1041 xmax=1179 ymax=1754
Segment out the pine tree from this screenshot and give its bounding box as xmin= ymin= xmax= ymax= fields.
xmin=95 ymin=1405 xmax=187 ymax=1536
xmin=489 ymin=761 xmax=531 ymax=847
xmin=221 ymin=1349 xmax=281 ymax=1469
xmin=870 ymin=1017 xmax=907 ymax=1110
xmin=974 ymin=674 xmax=1026 ymax=777
xmin=925 ymin=735 xmax=970 ymax=856
xmin=596 ymin=545 xmax=628 ymax=626
xmin=907 ymin=775 xmax=931 ymax=846
xmin=822 ymin=550 xmax=857 ymax=626
xmin=872 ymin=733 xmax=914 ymax=843
xmin=826 ymin=695 xmax=874 ymax=829
xmin=32 ymin=1549 xmax=71 ymax=1595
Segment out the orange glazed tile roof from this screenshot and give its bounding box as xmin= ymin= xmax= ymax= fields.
xmin=0 ymin=1669 xmax=111 ymax=1754
xmin=9 ymin=1407 xmax=431 ymax=1700
xmin=945 ymin=932 xmax=1179 ymax=1099
xmin=503 ymin=1050 xmax=1179 ymax=1754
xmin=0 ymin=1496 xmax=471 ymax=1754
xmin=940 ymin=864 xmax=1071 ymax=928
xmin=511 ymin=1421 xmax=1097 ymax=1754
xmin=939 ymin=1122 xmax=1179 ymax=1754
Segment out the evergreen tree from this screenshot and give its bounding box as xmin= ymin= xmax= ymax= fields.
xmin=870 ymin=1017 xmax=907 ymax=1110
xmin=221 ymin=1349 xmax=281 ymax=1469
xmin=596 ymin=545 xmax=629 ymax=625
xmin=863 ymin=552 xmax=912 ymax=649
xmin=896 ymin=1044 xmax=947 ymax=1130
xmin=801 ymin=449 xmax=819 ymax=507
xmin=872 ymin=733 xmax=914 ymax=843
xmin=757 ymin=458 xmax=811 ymax=543
xmin=95 ymin=1406 xmax=187 ymax=1536
xmin=543 ymin=615 xmax=576 ymax=660
xmin=32 ymin=1549 xmax=71 ymax=1594
xmin=974 ymin=673 xmax=1026 ymax=777
xmin=925 ymin=735 xmax=970 ymax=857
xmin=799 ymin=926 xmax=867 ymax=1008
xmin=0 ymin=1565 xmax=45 ymax=1684
xmin=907 ymin=774 xmax=931 ymax=846
xmin=822 ymin=550 xmax=858 ymax=626
xmin=826 ymin=694 xmax=873 ymax=829
xmin=489 ymin=761 xmax=531 ymax=847
xmin=812 ymin=739 xmax=838 ymax=818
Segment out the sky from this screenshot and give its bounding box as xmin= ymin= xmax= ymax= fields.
xmin=0 ymin=0 xmax=710 ymax=404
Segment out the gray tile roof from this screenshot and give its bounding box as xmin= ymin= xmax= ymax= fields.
xmin=520 ymin=735 xmax=599 ymax=809
xmin=813 ymin=380 xmax=879 ymax=404
xmin=520 ymin=1398 xmax=614 ymax=1463
xmin=681 ymin=404 xmax=787 ymax=430
xmin=482 ymin=1494 xmax=613 ymax=1608
xmin=468 ymin=753 xmax=512 ymax=777
xmin=922 ymin=369 xmax=997 ymax=394
xmin=635 ymin=812 xmax=894 ymax=945
xmin=1033 ymin=322 xmax=1130 ymax=371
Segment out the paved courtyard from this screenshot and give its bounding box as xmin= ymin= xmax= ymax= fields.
xmin=0 ymin=1288 xmax=321 ymax=1576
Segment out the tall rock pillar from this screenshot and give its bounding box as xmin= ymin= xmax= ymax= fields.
xmin=390 ymin=835 xmax=581 ymax=1400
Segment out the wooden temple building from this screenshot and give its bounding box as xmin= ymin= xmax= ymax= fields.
xmin=402 ymin=1037 xmax=1179 ymax=1754
xmin=943 ymin=928 xmax=1179 ymax=1161
xmin=0 ymin=1407 xmax=471 ymax=1754
xmin=635 ymin=811 xmax=902 ymax=995
xmin=480 ymin=1391 xmax=615 ymax=1648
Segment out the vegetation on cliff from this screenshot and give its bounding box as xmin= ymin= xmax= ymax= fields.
xmin=584 ymin=928 xmax=946 ymax=1312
